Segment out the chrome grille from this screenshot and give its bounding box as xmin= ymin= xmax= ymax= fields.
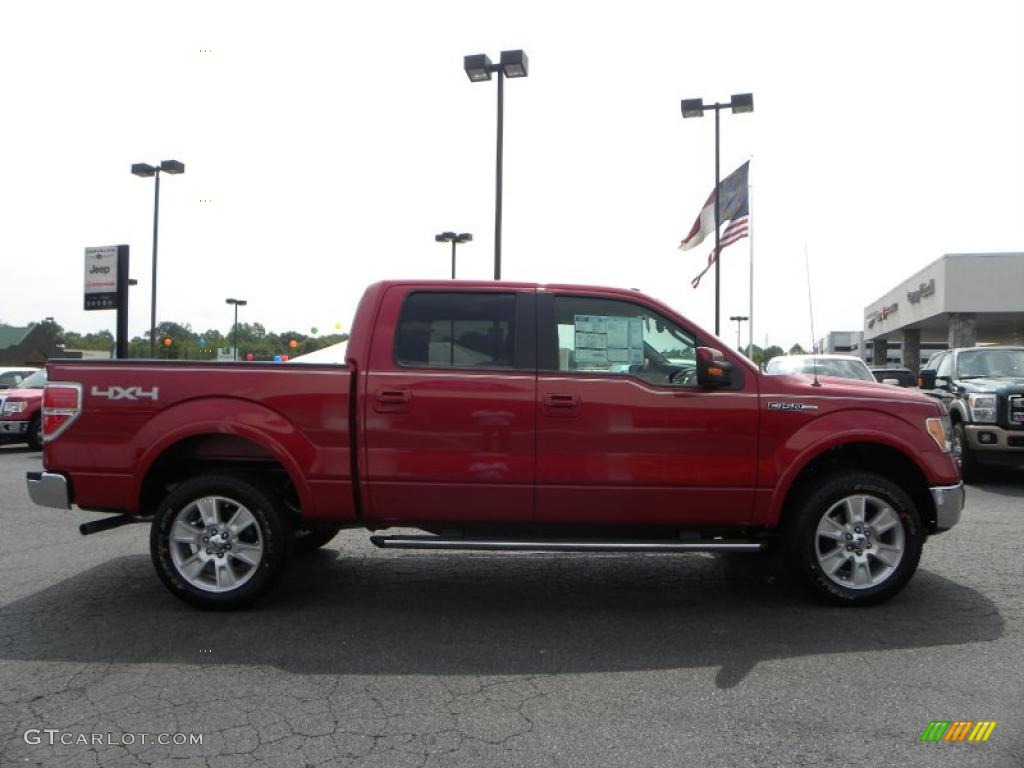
xmin=1009 ymin=394 xmax=1024 ymax=426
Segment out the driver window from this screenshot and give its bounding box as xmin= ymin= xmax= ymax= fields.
xmin=552 ymin=296 xmax=698 ymax=387
xmin=936 ymin=354 xmax=952 ymax=379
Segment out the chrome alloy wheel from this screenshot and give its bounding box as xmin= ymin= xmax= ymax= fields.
xmin=814 ymin=494 xmax=905 ymax=590
xmin=169 ymin=496 xmax=264 ymax=593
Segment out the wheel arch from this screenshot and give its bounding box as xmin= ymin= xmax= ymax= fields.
xmin=133 ymin=403 xmax=312 ymax=524
xmin=773 ymin=441 xmax=938 ymax=535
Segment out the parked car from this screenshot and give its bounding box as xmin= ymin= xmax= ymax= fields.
xmin=26 ymin=280 xmax=961 ymax=609
xmin=870 ymin=367 xmax=919 ymax=389
xmin=0 ymin=367 xmax=39 ymax=390
xmin=918 ymin=346 xmax=1024 ymax=481
xmin=765 ymin=354 xmax=876 ymax=383
xmin=0 ymin=368 xmax=46 ymax=449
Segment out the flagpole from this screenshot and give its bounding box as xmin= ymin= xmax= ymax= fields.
xmin=747 ymin=176 xmax=754 ymax=358
xmin=713 ymin=107 xmax=721 ymax=336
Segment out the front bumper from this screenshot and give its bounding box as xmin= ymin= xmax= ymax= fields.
xmin=0 ymin=420 xmax=30 ymax=435
xmin=26 ymin=471 xmax=71 ymax=510
xmin=930 ymin=482 xmax=965 ymax=532
xmin=964 ymin=424 xmax=1024 ymax=452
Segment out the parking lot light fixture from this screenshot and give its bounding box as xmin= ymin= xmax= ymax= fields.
xmin=435 ymin=231 xmax=473 ymax=279
xmin=464 ymin=49 xmax=529 ymax=281
xmin=680 ymin=98 xmax=705 ymax=118
xmin=463 ymin=54 xmax=493 ymax=82
xmin=680 ymin=95 xmax=753 ymax=335
xmin=499 ymin=50 xmax=528 ymax=78
xmin=730 ymin=93 xmax=754 ymax=113
xmin=132 ymin=159 xmax=185 ymax=356
xmin=729 ymin=315 xmax=749 ymax=352
xmin=226 ymin=298 xmax=248 ymax=361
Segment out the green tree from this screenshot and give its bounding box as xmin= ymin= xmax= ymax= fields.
xmin=38 ymin=318 xmax=65 ymax=347
xmin=763 ymin=345 xmax=785 ymax=365
xmin=789 ymin=343 xmax=807 ymax=355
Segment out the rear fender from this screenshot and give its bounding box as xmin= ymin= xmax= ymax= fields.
xmin=132 ymin=397 xmax=313 ymax=515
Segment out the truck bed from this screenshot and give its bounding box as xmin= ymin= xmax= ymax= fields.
xmin=44 ymin=360 xmax=356 ymax=521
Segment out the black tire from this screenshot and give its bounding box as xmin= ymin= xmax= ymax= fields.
xmin=26 ymin=414 xmax=43 ymax=451
xmin=293 ymin=524 xmax=343 ymax=554
xmin=150 ymin=474 xmax=293 ymax=610
xmin=784 ymin=470 xmax=924 ymax=606
xmin=952 ymin=422 xmax=978 ymax=483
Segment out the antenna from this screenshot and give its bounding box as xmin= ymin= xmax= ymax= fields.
xmin=805 ymin=243 xmax=820 ymax=387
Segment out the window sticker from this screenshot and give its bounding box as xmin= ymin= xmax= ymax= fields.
xmin=573 ymin=314 xmax=645 ymax=369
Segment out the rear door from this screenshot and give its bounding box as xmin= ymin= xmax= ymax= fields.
xmin=535 ymin=291 xmax=758 ymax=527
xmin=363 ymin=286 xmax=537 ymax=525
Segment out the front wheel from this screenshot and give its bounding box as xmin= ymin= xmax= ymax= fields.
xmin=952 ymin=422 xmax=978 ymax=483
xmin=786 ymin=471 xmax=924 ymax=606
xmin=150 ymin=475 xmax=293 ymax=609
xmin=26 ymin=415 xmax=43 ymax=451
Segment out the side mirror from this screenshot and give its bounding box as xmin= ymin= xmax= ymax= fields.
xmin=696 ymin=347 xmax=734 ymax=387
xmin=917 ymin=369 xmax=936 ymax=389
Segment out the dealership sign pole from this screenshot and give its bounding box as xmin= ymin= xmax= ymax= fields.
xmin=84 ymin=245 xmax=130 ymax=358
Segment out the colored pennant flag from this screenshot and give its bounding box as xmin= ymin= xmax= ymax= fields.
xmin=679 ymin=161 xmax=750 ymax=288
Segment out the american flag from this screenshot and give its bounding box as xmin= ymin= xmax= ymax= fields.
xmin=681 ymin=161 xmax=750 ymax=288
xmin=690 ymin=215 xmax=750 ymax=288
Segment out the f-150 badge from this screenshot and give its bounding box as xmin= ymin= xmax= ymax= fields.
xmin=90 ymin=386 xmax=159 ymax=401
xmin=767 ymin=401 xmax=818 ymax=411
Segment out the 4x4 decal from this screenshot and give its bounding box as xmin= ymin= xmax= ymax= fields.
xmin=90 ymin=386 xmax=159 ymax=401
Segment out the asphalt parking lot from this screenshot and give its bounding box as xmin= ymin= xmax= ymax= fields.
xmin=1 ymin=444 xmax=1021 ymax=768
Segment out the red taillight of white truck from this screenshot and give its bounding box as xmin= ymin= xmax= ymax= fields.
xmin=42 ymin=382 xmax=83 ymax=442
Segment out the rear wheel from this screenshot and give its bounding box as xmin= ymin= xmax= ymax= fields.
xmin=150 ymin=474 xmax=292 ymax=609
xmin=26 ymin=415 xmax=42 ymax=451
xmin=786 ymin=471 xmax=924 ymax=605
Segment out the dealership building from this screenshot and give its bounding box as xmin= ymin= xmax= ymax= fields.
xmin=857 ymin=252 xmax=1024 ymax=372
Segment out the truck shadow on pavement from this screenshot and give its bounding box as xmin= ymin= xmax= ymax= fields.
xmin=0 ymin=547 xmax=1004 ymax=689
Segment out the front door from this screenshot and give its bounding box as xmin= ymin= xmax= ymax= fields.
xmin=535 ymin=292 xmax=758 ymax=527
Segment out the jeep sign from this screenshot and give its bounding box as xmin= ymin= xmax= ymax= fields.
xmin=84 ymin=246 xmax=119 ymax=310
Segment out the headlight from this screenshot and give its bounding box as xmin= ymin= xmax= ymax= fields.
xmin=926 ymin=416 xmax=952 ymax=452
xmin=967 ymin=394 xmax=997 ymax=423
xmin=2 ymin=401 xmax=27 ymax=414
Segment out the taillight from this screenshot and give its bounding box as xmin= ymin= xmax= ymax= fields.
xmin=42 ymin=382 xmax=83 ymax=442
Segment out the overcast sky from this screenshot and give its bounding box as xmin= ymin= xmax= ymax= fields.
xmin=2 ymin=0 xmax=1022 ymax=351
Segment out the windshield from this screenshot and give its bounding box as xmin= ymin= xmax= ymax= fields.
xmin=766 ymin=357 xmax=875 ymax=382
xmin=957 ymin=349 xmax=1024 ymax=378
xmin=17 ymin=369 xmax=47 ymax=389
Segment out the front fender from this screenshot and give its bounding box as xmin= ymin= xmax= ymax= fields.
xmin=762 ymin=408 xmax=949 ymax=526
xmin=948 ymin=398 xmax=969 ymax=423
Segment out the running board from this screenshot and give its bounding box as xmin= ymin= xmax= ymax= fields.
xmin=369 ymin=535 xmax=765 ymax=553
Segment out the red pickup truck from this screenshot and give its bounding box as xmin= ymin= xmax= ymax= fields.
xmin=26 ymin=280 xmax=963 ymax=609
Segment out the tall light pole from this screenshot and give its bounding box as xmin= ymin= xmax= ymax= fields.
xmin=435 ymin=231 xmax=473 ymax=278
xmin=226 ymin=298 xmax=247 ymax=361
xmin=681 ymin=94 xmax=752 ymax=335
xmin=729 ymin=315 xmax=749 ymax=353
xmin=132 ymin=160 xmax=185 ymax=357
xmin=463 ymin=49 xmax=528 ymax=281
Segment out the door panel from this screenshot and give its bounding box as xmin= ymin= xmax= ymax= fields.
xmin=535 ymin=293 xmax=758 ymax=527
xmin=363 ymin=287 xmax=536 ymax=525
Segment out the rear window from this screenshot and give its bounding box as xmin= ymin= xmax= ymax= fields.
xmin=395 ymin=292 xmax=516 ymax=369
